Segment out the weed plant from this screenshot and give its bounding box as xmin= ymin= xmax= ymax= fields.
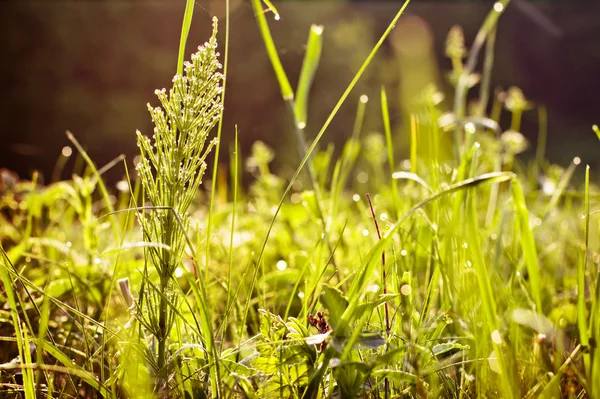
xmin=1 ymin=0 xmax=600 ymax=398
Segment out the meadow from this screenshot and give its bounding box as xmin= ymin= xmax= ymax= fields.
xmin=1 ymin=0 xmax=599 ymax=398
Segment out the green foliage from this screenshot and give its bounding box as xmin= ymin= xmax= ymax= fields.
xmin=2 ymin=0 xmax=600 ymax=398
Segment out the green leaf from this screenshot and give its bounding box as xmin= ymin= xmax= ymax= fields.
xmin=355 ymin=294 xmax=399 ymax=320
xmin=320 ymin=285 xmax=348 ymax=331
xmin=355 ymin=332 xmax=386 ymax=349
xmin=45 ymin=279 xmax=72 ymax=298
xmin=371 ymin=369 xmax=418 ymax=383
xmin=432 ymin=342 xmax=470 ymax=357
xmin=301 ymin=190 xmax=322 ymax=220
xmin=511 ymin=178 xmax=542 ymax=311
xmin=374 ymin=347 xmax=408 ymax=367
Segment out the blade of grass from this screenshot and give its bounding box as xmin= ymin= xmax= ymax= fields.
xmin=477 ymin=25 xmax=497 ymax=116
xmin=261 ymin=0 xmax=280 ymax=19
xmin=366 ymin=193 xmax=391 ymax=399
xmin=584 ymin=165 xmax=600 ymax=397
xmin=222 ymin=126 xmax=239 ymax=349
xmin=541 ymin=157 xmax=579 ymax=220
xmin=466 ymin=184 xmax=516 ymax=398
xmin=250 ymin=0 xmax=293 ymax=100
xmin=593 ymin=124 xmax=600 ymax=140
xmin=295 ymin=24 xmax=324 ymax=128
xmin=410 ymin=114 xmax=418 ymax=175
xmin=579 ymin=166 xmax=591 ymax=376
xmin=511 ymin=178 xmax=542 ymax=311
xmin=22 ymin=323 xmax=36 ymax=399
xmin=35 ymin=273 xmax=52 ymax=394
xmin=176 ymin=0 xmax=195 ymax=76
xmin=533 ymin=105 xmax=548 ymax=182
xmin=381 ymin=86 xmax=401 ymax=219
xmin=0 ymin=253 xmax=35 ymax=398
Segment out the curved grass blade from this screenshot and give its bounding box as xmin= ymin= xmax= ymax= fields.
xmin=250 ymin=0 xmax=293 ymax=100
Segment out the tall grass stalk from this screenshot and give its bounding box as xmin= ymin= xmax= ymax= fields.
xmin=579 ymin=166 xmax=591 ymax=375
xmin=134 ymin=17 xmax=223 ymax=389
xmin=365 ymin=193 xmax=390 ymax=399
xmin=381 ymin=87 xmax=401 ymax=219
xmin=206 ymin=0 xmax=230 ymax=283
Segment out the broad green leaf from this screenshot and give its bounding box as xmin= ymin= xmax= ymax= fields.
xmin=320 ymin=285 xmax=348 ymax=331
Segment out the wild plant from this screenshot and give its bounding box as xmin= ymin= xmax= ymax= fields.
xmin=133 ymin=16 xmax=223 ymax=388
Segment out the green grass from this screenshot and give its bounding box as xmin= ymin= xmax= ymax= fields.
xmin=1 ymin=0 xmax=599 ymax=397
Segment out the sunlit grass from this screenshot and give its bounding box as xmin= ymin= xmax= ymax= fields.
xmin=1 ymin=0 xmax=599 ymax=398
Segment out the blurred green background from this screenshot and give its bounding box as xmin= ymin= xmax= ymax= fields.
xmin=1 ymin=0 xmax=599 ymax=183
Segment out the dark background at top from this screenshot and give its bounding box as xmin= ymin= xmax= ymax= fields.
xmin=1 ymin=0 xmax=599 ymax=184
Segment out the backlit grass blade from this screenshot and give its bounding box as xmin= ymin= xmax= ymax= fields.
xmin=381 ymin=86 xmax=401 ymax=218
xmin=295 ymin=24 xmax=324 ymax=128
xmin=0 ymin=255 xmax=29 ymax=397
xmin=36 ymin=276 xmax=52 ymax=392
xmin=176 ymin=0 xmax=194 ymax=75
xmin=579 ymin=166 xmax=591 ymax=376
xmin=22 ymin=324 xmax=36 ymax=399
xmin=410 ymin=114 xmax=418 ymax=174
xmin=534 ymin=106 xmax=548 ymax=181
xmin=511 ymin=178 xmax=542 ymax=311
xmin=219 ymin=125 xmax=239 ymax=347
xmin=541 ymin=157 xmax=579 ymax=220
xmin=591 ymin=269 xmax=600 ymax=397
xmin=250 ymin=0 xmax=293 ymax=100
xmin=261 ymin=0 xmax=280 ymax=19
xmin=585 ymin=165 xmax=600 ymax=397
xmin=477 ymin=25 xmax=496 ymax=116
xmin=466 ymin=185 xmax=516 ymax=399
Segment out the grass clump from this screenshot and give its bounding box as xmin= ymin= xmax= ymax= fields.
xmin=1 ymin=1 xmax=600 ymax=398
